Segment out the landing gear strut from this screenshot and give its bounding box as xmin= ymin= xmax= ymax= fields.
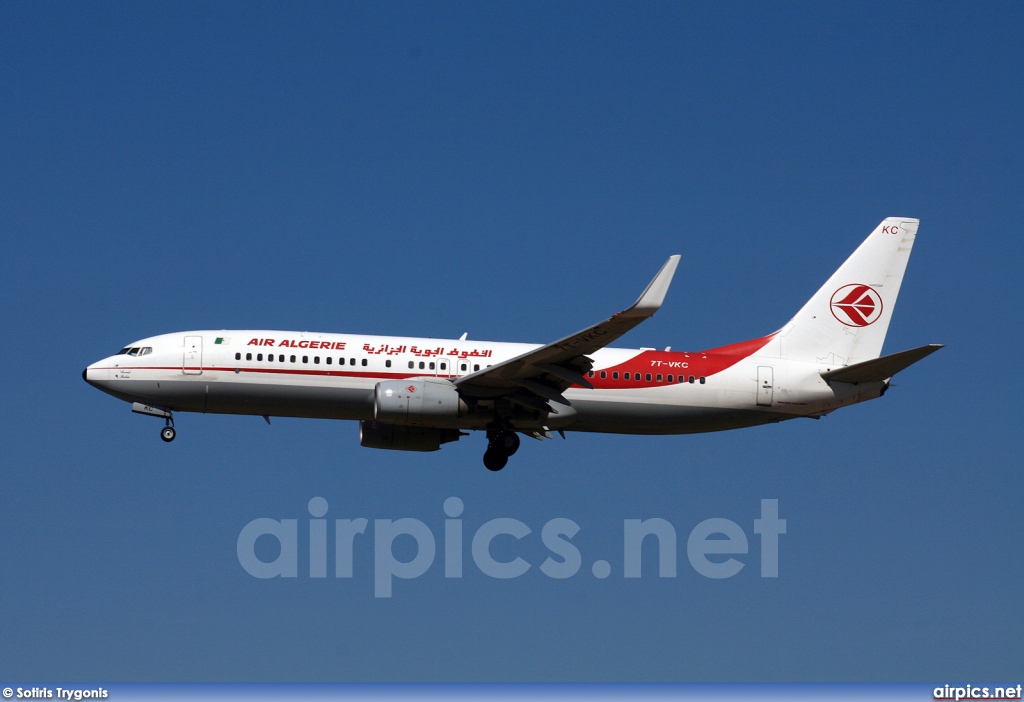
xmin=483 ymin=423 xmax=520 ymax=471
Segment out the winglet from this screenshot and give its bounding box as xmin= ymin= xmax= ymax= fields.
xmin=622 ymin=255 xmax=681 ymax=318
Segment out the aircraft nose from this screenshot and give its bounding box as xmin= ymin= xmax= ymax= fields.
xmin=83 ymin=361 xmax=110 ymax=388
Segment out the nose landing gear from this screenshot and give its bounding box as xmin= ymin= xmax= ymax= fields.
xmin=159 ymin=412 xmax=177 ymax=442
xmin=131 ymin=402 xmax=176 ymax=442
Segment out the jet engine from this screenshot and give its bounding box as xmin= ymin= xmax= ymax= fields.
xmin=373 ymin=378 xmax=465 ymax=426
xmin=359 ymin=421 xmax=463 ymax=452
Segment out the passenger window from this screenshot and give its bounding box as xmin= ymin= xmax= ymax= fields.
xmin=302 ymin=356 xmax=308 ymax=363
xmin=689 ymin=375 xmax=695 ymax=383
xmin=656 ymin=374 xmax=662 ymax=382
xmin=600 ymin=371 xmax=607 ymax=379
xmin=419 ymin=361 xmax=425 ymax=369
xmin=612 ymin=372 xmax=619 ymax=380
xmin=290 ymin=355 xmax=296 ymax=363
xmin=667 ymin=375 xmax=673 ymax=382
xmin=386 ymin=360 xmax=392 ymax=368
xmin=646 ymin=373 xmax=652 ymax=381
xmin=624 ymin=372 xmax=631 ymax=380
xmin=314 ymin=356 xmax=320 ymax=364
xmin=362 ymin=359 xmax=367 ymax=367
xmin=474 ymin=364 xmax=480 ymax=372
xmin=588 ymin=371 xmax=595 ymax=378
xmin=246 ymin=353 xmax=252 ymax=361
xmin=235 ymin=353 xmax=241 ymax=361
xmin=279 ymin=355 xmax=284 ymax=362
xmin=326 ymin=357 xmax=332 ymax=365
xmin=350 ymin=358 xmax=356 ymax=366
xmin=257 ymin=354 xmax=263 ymax=361
xmin=440 ymin=362 xmax=446 ymax=371
xmin=678 ymin=376 xmax=685 ymax=383
xmin=409 ymin=361 xmax=414 ymax=369
xmin=699 ymin=377 xmax=706 ymax=384
xmin=429 ymin=362 xmax=435 ymax=370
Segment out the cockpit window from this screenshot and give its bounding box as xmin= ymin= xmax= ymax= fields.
xmin=116 ymin=346 xmax=151 ymax=357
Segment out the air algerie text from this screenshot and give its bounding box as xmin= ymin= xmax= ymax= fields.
xmin=247 ymin=338 xmax=347 ymax=350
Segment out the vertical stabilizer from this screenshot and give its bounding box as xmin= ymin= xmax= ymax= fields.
xmin=778 ymin=218 xmax=919 ymax=366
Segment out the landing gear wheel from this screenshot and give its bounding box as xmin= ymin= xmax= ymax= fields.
xmin=483 ymin=447 xmax=508 ymax=472
xmin=496 ymin=431 xmax=520 ymax=456
xmin=160 ymin=426 xmax=176 ymax=442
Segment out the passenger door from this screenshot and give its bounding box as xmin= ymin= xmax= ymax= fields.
xmin=183 ymin=336 xmax=203 ymax=375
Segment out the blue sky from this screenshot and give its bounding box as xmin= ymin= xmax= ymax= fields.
xmin=1 ymin=1 xmax=1021 ymax=682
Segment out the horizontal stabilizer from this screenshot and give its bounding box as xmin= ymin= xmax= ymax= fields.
xmin=821 ymin=344 xmax=943 ymax=384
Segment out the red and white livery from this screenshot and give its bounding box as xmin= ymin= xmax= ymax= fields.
xmin=84 ymin=217 xmax=941 ymax=470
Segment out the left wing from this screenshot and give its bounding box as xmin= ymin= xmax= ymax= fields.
xmin=455 ymin=255 xmax=680 ymax=413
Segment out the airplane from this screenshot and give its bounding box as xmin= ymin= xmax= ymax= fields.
xmin=84 ymin=217 xmax=941 ymax=471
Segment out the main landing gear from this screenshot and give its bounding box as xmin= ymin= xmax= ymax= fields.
xmin=483 ymin=423 xmax=520 ymax=472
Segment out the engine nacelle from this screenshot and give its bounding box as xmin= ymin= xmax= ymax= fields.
xmin=374 ymin=378 xmax=464 ymax=426
xmin=359 ymin=421 xmax=462 ymax=452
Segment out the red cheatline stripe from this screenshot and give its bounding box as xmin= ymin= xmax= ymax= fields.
xmin=94 ymin=365 xmax=705 ymax=389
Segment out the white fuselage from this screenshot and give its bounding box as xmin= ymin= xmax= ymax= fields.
xmin=83 ymin=329 xmax=883 ymax=435
xmin=81 ymin=218 xmax=933 ymax=470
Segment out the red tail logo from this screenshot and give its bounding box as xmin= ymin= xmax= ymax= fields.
xmin=830 ymin=284 xmax=883 ymax=327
